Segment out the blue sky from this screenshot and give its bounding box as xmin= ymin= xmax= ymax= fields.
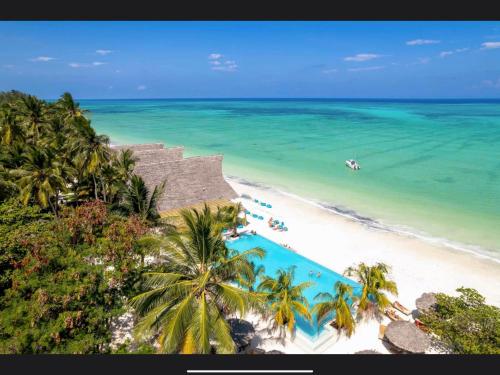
xmin=1 ymin=21 xmax=500 ymax=99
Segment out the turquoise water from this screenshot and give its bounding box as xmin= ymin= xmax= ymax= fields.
xmin=226 ymin=234 xmax=361 ymax=338
xmin=83 ymin=99 xmax=500 ymax=260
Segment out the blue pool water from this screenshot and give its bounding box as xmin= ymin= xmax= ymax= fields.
xmin=226 ymin=234 xmax=361 ymax=339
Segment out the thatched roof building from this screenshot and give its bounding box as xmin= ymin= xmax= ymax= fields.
xmin=415 ymin=292 xmax=437 ymax=315
xmin=112 ymin=143 xmax=237 ymax=211
xmin=384 ymin=321 xmax=430 ymax=354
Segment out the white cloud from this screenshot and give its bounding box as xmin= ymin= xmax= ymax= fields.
xmin=137 ymin=85 xmax=147 ymax=91
xmin=2 ymin=64 xmax=15 ymax=69
xmin=418 ymin=57 xmax=431 ymax=64
xmin=69 ymin=61 xmax=107 ymax=68
xmin=481 ymin=42 xmax=500 ymax=49
xmin=348 ymin=66 xmax=384 ymax=72
xmin=406 ymin=39 xmax=440 ymax=46
xmin=30 ymin=56 xmax=55 ymax=62
xmin=322 ymin=68 xmax=338 ymax=74
xmin=481 ymin=78 xmax=500 ymax=88
xmin=212 ymin=63 xmax=238 ymax=72
xmin=440 ymin=51 xmax=454 ymax=58
xmin=439 ymin=48 xmax=469 ymax=58
xmin=344 ymin=53 xmax=380 ymax=62
xmin=96 ymin=49 xmax=113 ymax=55
xmin=208 ymin=53 xmax=237 ymax=72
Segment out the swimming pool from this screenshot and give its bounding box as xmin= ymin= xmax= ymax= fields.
xmin=226 ymin=234 xmax=362 ymax=340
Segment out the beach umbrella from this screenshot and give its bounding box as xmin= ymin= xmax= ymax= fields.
xmin=415 ymin=292 xmax=437 ymax=316
xmin=246 ymin=348 xmax=266 ymax=354
xmin=266 ymin=350 xmax=285 ymax=354
xmin=355 ymin=350 xmax=381 ymax=354
xmin=384 ymin=321 xmax=430 ymax=354
xmin=227 ymin=318 xmax=255 ymax=351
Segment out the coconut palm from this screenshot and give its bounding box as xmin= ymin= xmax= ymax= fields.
xmin=13 ymin=147 xmax=69 ymax=215
xmin=129 ymin=205 xmax=265 ymax=354
xmin=257 ymin=266 xmax=313 ymax=336
xmin=113 ymin=148 xmax=137 ymax=181
xmin=0 ymin=106 xmax=24 ymax=145
xmin=215 ymin=202 xmax=246 ymax=236
xmin=118 ymin=175 xmax=165 ymax=224
xmin=312 ymin=281 xmax=357 ymax=337
xmin=54 ymin=92 xmax=88 ymax=126
xmin=343 ymin=262 xmax=398 ymax=317
xmin=71 ymin=122 xmax=110 ymax=199
xmin=17 ymin=95 xmax=49 ymax=143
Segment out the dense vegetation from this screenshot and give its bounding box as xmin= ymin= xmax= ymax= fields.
xmin=0 ymin=91 xmax=168 ymax=353
xmin=420 ymin=287 xmax=500 ymax=354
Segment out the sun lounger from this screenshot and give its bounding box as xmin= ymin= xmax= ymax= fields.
xmin=385 ymin=308 xmax=403 ymax=321
xmin=392 ymin=301 xmax=411 ymax=315
xmin=414 ymin=318 xmax=430 ymax=333
xmin=378 ymin=324 xmax=387 ymax=340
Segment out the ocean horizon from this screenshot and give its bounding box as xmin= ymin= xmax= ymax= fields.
xmin=83 ymin=98 xmax=500 ymax=262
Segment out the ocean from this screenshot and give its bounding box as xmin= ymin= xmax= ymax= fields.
xmin=82 ymin=98 xmax=500 ymax=261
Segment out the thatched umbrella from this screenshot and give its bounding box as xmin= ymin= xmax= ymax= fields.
xmin=355 ymin=350 xmax=381 ymax=354
xmin=246 ymin=348 xmax=266 ymax=354
xmin=266 ymin=350 xmax=285 ymax=354
xmin=415 ymin=292 xmax=437 ymax=315
xmin=227 ymin=318 xmax=255 ymax=351
xmin=384 ymin=321 xmax=430 ymax=354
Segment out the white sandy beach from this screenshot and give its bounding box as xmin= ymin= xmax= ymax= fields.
xmin=226 ymin=177 xmax=500 ymax=354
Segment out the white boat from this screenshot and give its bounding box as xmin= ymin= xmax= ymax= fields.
xmin=345 ymin=159 xmax=360 ymax=170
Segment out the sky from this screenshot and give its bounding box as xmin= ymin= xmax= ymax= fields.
xmin=1 ymin=21 xmax=500 ymax=99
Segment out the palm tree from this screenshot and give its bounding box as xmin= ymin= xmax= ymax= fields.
xmin=257 ymin=266 xmax=313 ymax=337
xmin=13 ymin=147 xmax=69 ymax=215
xmin=113 ymin=148 xmax=137 ymax=181
xmin=129 ymin=205 xmax=265 ymax=354
xmin=54 ymin=92 xmax=88 ymax=126
xmin=343 ymin=262 xmax=398 ymax=317
xmin=0 ymin=106 xmax=24 ymax=145
xmin=71 ymin=122 xmax=110 ymax=199
xmin=119 ymin=175 xmax=165 ymax=224
xmin=312 ymin=281 xmax=357 ymax=337
xmin=215 ymin=202 xmax=246 ymax=236
xmin=17 ymin=95 xmax=49 ymax=143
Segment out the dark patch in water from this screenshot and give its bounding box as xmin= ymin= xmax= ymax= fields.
xmin=434 ymin=176 xmax=455 ymax=184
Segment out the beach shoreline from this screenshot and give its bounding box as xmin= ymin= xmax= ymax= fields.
xmin=226 ymin=176 xmax=500 ymax=308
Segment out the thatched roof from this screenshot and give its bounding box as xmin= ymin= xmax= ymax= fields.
xmin=227 ymin=318 xmax=255 ymax=349
xmin=266 ymin=350 xmax=285 ymax=354
xmin=355 ymin=350 xmax=381 ymax=354
xmin=416 ymin=292 xmax=437 ymax=313
xmin=384 ymin=321 xmax=430 ymax=353
xmin=113 ymin=143 xmax=237 ymax=212
xmin=246 ymin=348 xmax=266 ymax=354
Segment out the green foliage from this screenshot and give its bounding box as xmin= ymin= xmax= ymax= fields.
xmin=344 ymin=262 xmax=398 ymax=317
xmin=130 ymin=204 xmax=265 ymax=354
xmin=313 ymin=281 xmax=357 ymax=337
xmin=257 ymin=266 xmax=312 ymax=336
xmin=0 ymin=199 xmax=53 ymax=293
xmin=0 ymin=199 xmax=159 ymax=353
xmin=420 ymin=288 xmax=500 ymax=354
xmin=117 ymin=175 xmax=165 ymax=225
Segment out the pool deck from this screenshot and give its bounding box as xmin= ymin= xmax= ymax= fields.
xmin=230 ymin=197 xmax=395 ymax=354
